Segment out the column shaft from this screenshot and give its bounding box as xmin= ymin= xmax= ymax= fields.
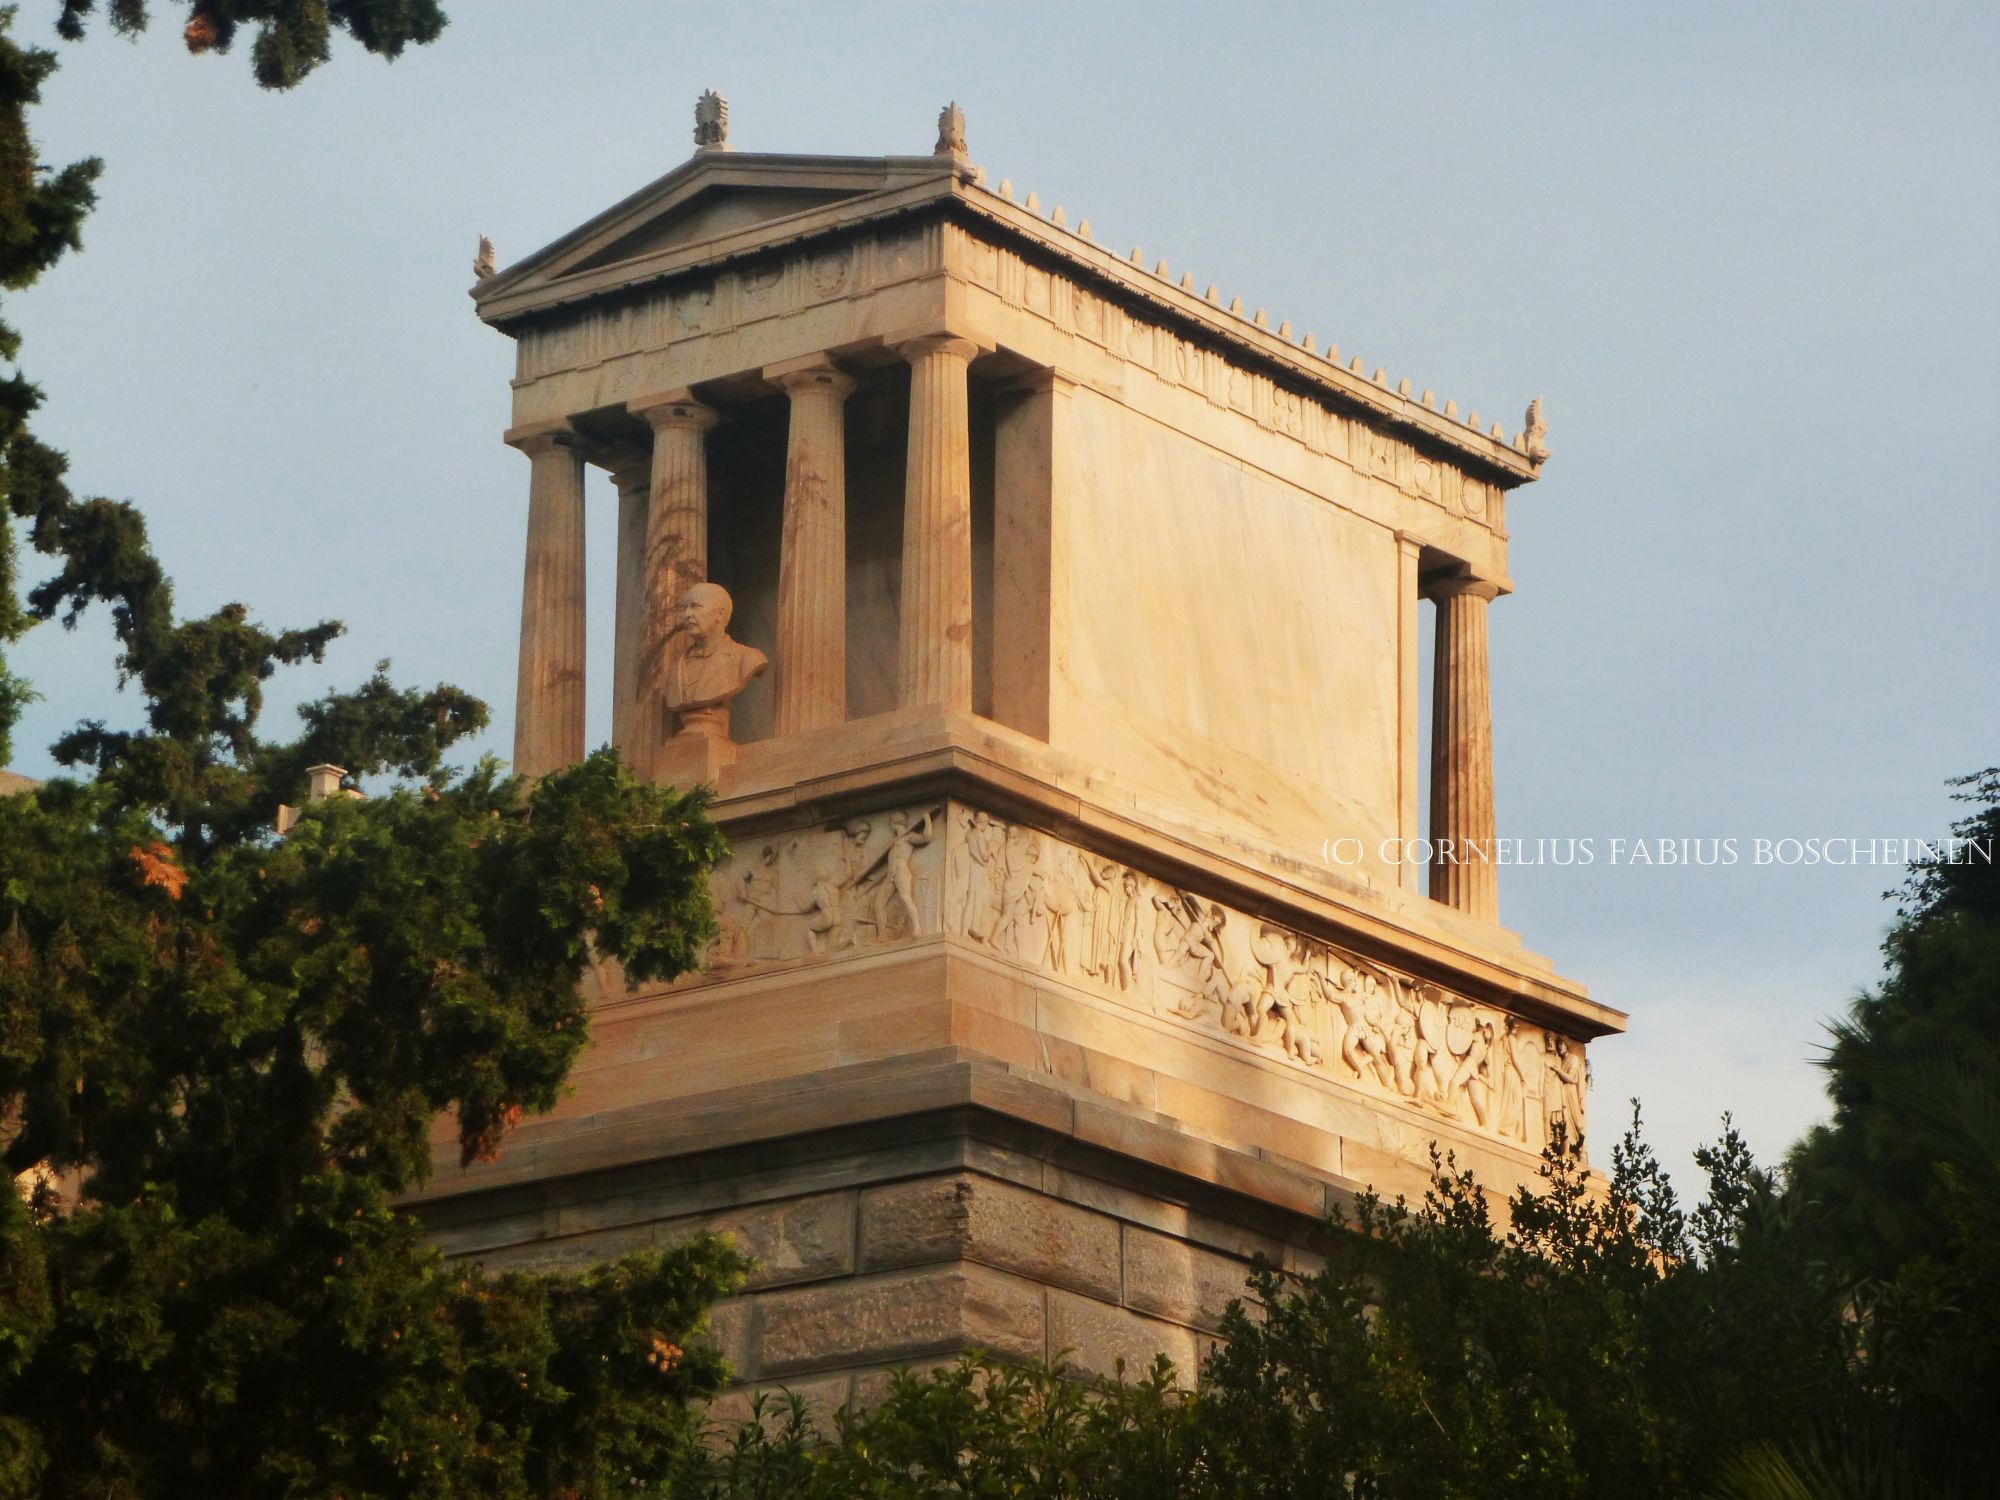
xmin=896 ymin=335 xmax=979 ymax=712
xmin=1428 ymin=576 xmax=1503 ymax=919
xmin=991 ymin=368 xmax=1073 ymax=742
xmin=511 ymin=432 xmax=587 ymax=779
xmin=631 ymin=393 xmax=720 ymax=776
xmin=769 ymin=359 xmax=856 ymax=736
xmin=609 ymin=462 xmax=649 ymax=759
xmin=1395 ymin=535 xmax=1423 ymax=893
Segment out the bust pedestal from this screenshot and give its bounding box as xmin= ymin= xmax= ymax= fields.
xmin=653 ymin=730 xmax=739 ymax=789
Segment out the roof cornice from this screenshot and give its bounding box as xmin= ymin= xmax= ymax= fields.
xmin=947 ymin=182 xmax=1541 ymax=485
xmin=475 ymin=152 xmax=1543 ymax=487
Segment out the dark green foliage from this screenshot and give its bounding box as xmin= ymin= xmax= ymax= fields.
xmin=0 ymin=754 xmax=726 ymax=1211
xmin=1788 ymin=770 xmax=2000 ymax=1281
xmin=1770 ymin=769 xmax=2000 ymax=1494
xmin=0 ymin=437 xmax=749 ymax=1493
xmin=669 ymin=1357 xmax=1206 ymax=1500
xmin=0 ymin=5 xmax=103 ymax=767
xmin=55 ymin=0 xmax=448 ymax=91
xmin=9 ymin=1181 xmax=744 ymax=1497
xmin=0 ymin=467 xmax=742 ymax=1492
xmin=0 ymin=8 xmax=766 ymax=1494
xmin=1189 ymin=1123 xmax=1861 ymax=1499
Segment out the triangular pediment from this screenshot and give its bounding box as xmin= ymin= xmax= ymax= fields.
xmin=473 ymin=152 xmax=963 ymax=324
xmin=563 ymin=184 xmax=866 ymax=276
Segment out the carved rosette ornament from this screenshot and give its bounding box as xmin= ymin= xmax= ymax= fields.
xmin=688 ymin=802 xmax=1589 ymax=1157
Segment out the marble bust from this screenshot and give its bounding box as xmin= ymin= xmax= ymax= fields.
xmin=663 ymin=582 xmax=767 ymax=740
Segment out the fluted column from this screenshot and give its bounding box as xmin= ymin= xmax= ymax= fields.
xmin=630 ymin=391 xmax=719 ymax=775
xmin=509 ymin=428 xmax=587 ymax=779
xmin=1427 ymin=574 xmax=1503 ymax=919
xmin=767 ymin=356 xmax=857 ymax=736
xmin=607 ymin=458 xmax=650 ymax=759
xmin=896 ymin=335 xmax=979 ymax=712
xmin=1395 ymin=534 xmax=1423 ymax=894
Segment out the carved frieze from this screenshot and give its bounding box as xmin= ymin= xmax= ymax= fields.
xmin=739 ymin=263 xmax=784 ymax=312
xmin=512 ymin=225 xmax=945 ymax=384
xmin=809 ymin=249 xmax=849 ymax=298
xmin=1414 ymin=456 xmax=1441 ymax=503
xmin=692 ymin=802 xmax=1586 ymax=1155
xmin=882 ymin=230 xmax=924 ymax=280
xmin=703 ymin=806 xmax=945 ymax=969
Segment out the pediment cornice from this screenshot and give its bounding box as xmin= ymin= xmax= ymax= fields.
xmin=471 ymin=152 xmax=965 ymax=327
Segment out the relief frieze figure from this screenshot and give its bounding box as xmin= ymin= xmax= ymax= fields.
xmin=690 ymin=801 xmax=1583 ymax=1155
xmin=700 ymin=805 xmax=944 ymax=972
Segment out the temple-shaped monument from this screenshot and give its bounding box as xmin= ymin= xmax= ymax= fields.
xmin=426 ymin=98 xmax=1623 ymax=1408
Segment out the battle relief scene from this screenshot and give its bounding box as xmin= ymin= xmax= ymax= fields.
xmin=695 ymin=802 xmax=1588 ymax=1157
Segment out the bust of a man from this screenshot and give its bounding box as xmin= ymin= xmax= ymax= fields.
xmin=662 ymin=581 xmax=766 ymax=740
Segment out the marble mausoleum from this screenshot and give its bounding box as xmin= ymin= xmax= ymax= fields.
xmin=415 ymin=97 xmax=1623 ymax=1412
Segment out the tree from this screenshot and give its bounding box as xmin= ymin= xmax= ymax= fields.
xmin=0 ymin=6 xmax=768 ymax=1497
xmin=1788 ymin=770 xmax=2000 ymax=1282
xmin=54 ymin=0 xmax=447 ymax=91
xmin=1745 ymin=769 xmax=2000 ymax=1497
xmin=0 ymin=5 xmax=100 ymax=767
xmin=0 ymin=1 xmax=450 ymax=769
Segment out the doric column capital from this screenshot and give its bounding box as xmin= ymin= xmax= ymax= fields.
xmin=629 ymin=389 xmax=720 ymax=434
xmin=764 ymin=354 xmax=858 ymax=399
xmin=605 ymin=460 xmax=651 ymax=497
xmin=1424 ymin=571 xmax=1504 ymax=605
xmin=580 ymin=441 xmax=649 ymax=482
xmin=504 ymin=420 xmax=578 ymax=459
xmin=893 ymin=333 xmax=982 ymax=365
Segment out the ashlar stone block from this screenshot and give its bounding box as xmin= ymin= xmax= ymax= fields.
xmin=702 ymin=1190 xmax=857 ymax=1290
xmin=1122 ymin=1226 xmax=1258 ymax=1334
xmin=693 ymin=1296 xmax=755 ymax=1378
xmin=860 ymin=1171 xmax=1121 ymax=1303
xmin=1047 ymin=1288 xmax=1200 ymax=1385
xmin=757 ymin=1262 xmax=1045 ymax=1377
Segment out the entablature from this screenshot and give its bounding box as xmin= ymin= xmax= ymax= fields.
xmin=476 ymin=151 xmax=1544 ymax=516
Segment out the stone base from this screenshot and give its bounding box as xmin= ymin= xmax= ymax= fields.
xmin=653 ymin=730 xmax=739 ymax=790
xmin=414 ymin=1054 xmax=1333 ymax=1417
xmin=409 ymin=763 xmax=1600 ymax=1413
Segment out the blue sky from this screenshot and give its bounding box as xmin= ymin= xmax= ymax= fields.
xmin=8 ymin=2 xmax=1997 ymax=1194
